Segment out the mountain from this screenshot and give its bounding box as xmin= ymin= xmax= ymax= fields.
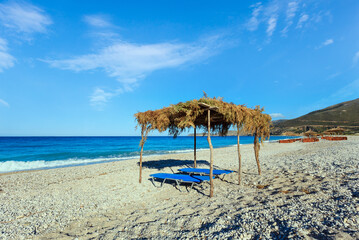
xmin=272 ymin=98 xmax=359 ymax=135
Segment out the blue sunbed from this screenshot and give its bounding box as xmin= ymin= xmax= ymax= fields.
xmin=178 ymin=168 xmax=233 ymax=180
xmin=150 ymin=173 xmax=212 ymax=191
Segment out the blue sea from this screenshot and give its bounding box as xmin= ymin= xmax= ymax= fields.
xmin=0 ymin=136 xmax=296 ymax=173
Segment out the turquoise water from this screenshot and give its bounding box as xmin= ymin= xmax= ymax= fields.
xmin=0 ymin=136 xmax=296 ymax=173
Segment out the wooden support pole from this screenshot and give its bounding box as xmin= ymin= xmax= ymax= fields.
xmin=139 ymin=125 xmax=150 ymax=184
xmin=139 ymin=135 xmax=144 ymax=183
xmin=207 ymin=109 xmax=214 ymax=197
xmin=194 ymin=127 xmax=197 ymax=168
xmin=254 ymin=132 xmax=261 ymax=175
xmin=237 ymin=126 xmax=242 ymax=185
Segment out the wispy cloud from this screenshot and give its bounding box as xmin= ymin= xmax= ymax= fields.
xmin=0 ymin=38 xmax=15 ymax=72
xmin=263 ymin=1 xmax=279 ymax=38
xmin=247 ymin=2 xmax=262 ymax=31
xmin=296 ymin=14 xmax=309 ymax=28
xmin=83 ymin=14 xmax=120 ymax=43
xmin=327 ymin=72 xmax=341 ymax=80
xmin=353 ymin=51 xmax=359 ymax=65
xmin=83 ymin=15 xmax=112 ymax=28
xmin=266 ymin=16 xmax=277 ymax=37
xmin=90 ymin=87 xmax=117 ymax=110
xmin=0 ymin=98 xmax=9 ymax=107
xmin=282 ymin=1 xmax=298 ymax=35
xmin=270 ymin=113 xmax=284 ymax=118
xmin=0 ymin=1 xmax=51 ymax=71
xmin=0 ymin=1 xmax=52 ymax=34
xmin=245 ymin=1 xmax=327 ymax=39
xmin=46 ymin=35 xmax=224 ymax=92
xmin=317 ymin=38 xmax=334 ymax=49
xmin=322 ymin=39 xmax=334 ymax=46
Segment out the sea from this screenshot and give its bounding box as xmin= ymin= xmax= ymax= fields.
xmin=0 ymin=136 xmax=297 ymax=173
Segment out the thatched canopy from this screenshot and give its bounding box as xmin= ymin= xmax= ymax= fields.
xmin=135 ymin=96 xmax=270 ymax=138
xmin=134 ymin=95 xmax=271 ymax=197
xmin=327 ymin=127 xmax=345 ymax=135
xmin=282 ymin=131 xmax=300 ymax=136
xmin=303 ymin=129 xmax=318 ymax=137
xmin=322 ymin=131 xmax=331 ymax=135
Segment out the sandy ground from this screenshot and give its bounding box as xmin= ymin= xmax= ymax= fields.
xmin=0 ymin=137 xmax=358 ymax=239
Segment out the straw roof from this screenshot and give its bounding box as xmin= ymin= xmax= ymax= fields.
xmin=135 ymin=94 xmax=272 ymax=197
xmin=282 ymin=131 xmax=300 ymax=136
xmin=135 ymin=95 xmax=271 ymax=139
xmin=303 ymin=129 xmax=318 ymax=137
xmin=327 ymin=127 xmax=345 ymax=133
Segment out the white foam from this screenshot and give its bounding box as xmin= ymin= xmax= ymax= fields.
xmin=0 ymin=156 xmax=138 ymax=173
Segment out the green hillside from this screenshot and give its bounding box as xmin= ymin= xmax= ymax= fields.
xmin=272 ymin=98 xmax=359 ymax=135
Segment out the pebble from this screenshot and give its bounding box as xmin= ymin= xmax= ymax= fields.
xmin=1 ymin=137 xmax=358 ymax=239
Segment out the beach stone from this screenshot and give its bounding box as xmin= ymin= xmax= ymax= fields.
xmin=1 ymin=137 xmax=359 ymax=239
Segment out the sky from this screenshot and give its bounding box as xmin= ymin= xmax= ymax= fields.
xmin=0 ymin=0 xmax=358 ymax=136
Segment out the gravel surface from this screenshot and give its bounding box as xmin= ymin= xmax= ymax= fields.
xmin=1 ymin=136 xmax=358 ymax=239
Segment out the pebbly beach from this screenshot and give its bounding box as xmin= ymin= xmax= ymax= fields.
xmin=0 ymin=136 xmax=358 ymax=239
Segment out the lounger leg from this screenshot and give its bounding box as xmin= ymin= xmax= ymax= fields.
xmin=151 ymin=177 xmax=166 ymax=188
xmin=150 ymin=177 xmax=158 ymax=187
xmin=189 ymin=182 xmax=195 ymax=191
xmin=174 ymin=180 xmax=182 ymax=192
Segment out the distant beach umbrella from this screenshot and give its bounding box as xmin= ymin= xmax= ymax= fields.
xmin=327 ymin=127 xmax=345 ymax=135
xmin=282 ymin=131 xmax=299 ymax=136
xmin=303 ymin=129 xmax=318 ymax=137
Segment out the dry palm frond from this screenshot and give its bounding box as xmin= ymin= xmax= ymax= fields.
xmin=134 ymin=94 xmax=271 ymax=138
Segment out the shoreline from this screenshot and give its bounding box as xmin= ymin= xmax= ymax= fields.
xmin=0 ymin=136 xmax=293 ymax=176
xmin=1 ymin=136 xmax=358 ymax=239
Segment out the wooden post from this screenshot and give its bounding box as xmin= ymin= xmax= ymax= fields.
xmin=254 ymin=132 xmax=261 ymax=175
xmin=139 ymin=125 xmax=150 ymax=184
xmin=237 ymin=126 xmax=242 ymax=185
xmin=194 ymin=126 xmax=197 ymax=168
xmin=207 ymin=109 xmax=214 ymax=197
xmin=139 ymin=134 xmax=144 ymax=183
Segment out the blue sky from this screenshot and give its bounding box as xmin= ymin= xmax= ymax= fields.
xmin=0 ymin=0 xmax=358 ymax=136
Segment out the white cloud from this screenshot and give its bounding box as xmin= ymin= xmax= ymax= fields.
xmin=266 ymin=16 xmax=277 ymax=37
xmin=0 ymin=1 xmax=52 ymax=34
xmin=90 ymin=88 xmax=115 ymax=110
xmin=286 ymin=1 xmax=298 ymax=19
xmin=296 ymin=14 xmax=309 ymax=28
xmin=282 ymin=1 xmax=298 ymax=35
xmin=90 ymin=87 xmax=127 ymax=110
xmin=316 ymin=38 xmax=334 ymax=49
xmin=83 ymin=15 xmax=112 ymax=28
xmin=246 ymin=1 xmax=331 ymax=40
xmin=0 ymin=38 xmax=15 ymax=72
xmin=323 ymin=39 xmax=334 ymax=46
xmin=247 ymin=2 xmax=262 ymax=31
xmin=270 ymin=113 xmax=284 ymax=118
xmin=46 ymin=36 xmax=223 ymax=91
xmin=353 ymin=51 xmax=359 ymax=65
xmin=46 ymin=35 xmax=226 ymax=108
xmin=0 ymin=98 xmax=9 ymax=107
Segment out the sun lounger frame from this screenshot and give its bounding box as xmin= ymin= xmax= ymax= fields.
xmin=178 ymin=168 xmax=233 ymax=180
xmin=150 ymin=173 xmax=210 ymax=192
